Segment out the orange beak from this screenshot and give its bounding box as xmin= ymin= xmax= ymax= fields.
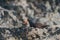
xmin=23 ymin=18 xmax=28 ymax=25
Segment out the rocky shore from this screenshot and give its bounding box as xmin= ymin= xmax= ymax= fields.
xmin=0 ymin=0 xmax=60 ymax=40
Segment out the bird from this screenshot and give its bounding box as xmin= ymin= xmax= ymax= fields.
xmin=28 ymin=19 xmax=47 ymax=28
xmin=35 ymin=23 xmax=48 ymax=28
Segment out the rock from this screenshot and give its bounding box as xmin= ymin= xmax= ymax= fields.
xmin=6 ymin=37 xmax=16 ymax=40
xmin=0 ymin=0 xmax=60 ymax=40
